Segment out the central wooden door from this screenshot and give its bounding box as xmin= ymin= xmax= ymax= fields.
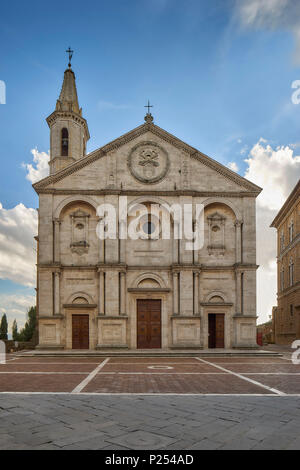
xmin=72 ymin=315 xmax=89 ymax=349
xmin=137 ymin=300 xmax=161 ymax=349
xmin=208 ymin=313 xmax=224 ymax=348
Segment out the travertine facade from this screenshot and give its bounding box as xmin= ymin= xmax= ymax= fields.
xmin=271 ymin=180 xmax=300 ymax=345
xmin=34 ymin=65 xmax=262 ymax=350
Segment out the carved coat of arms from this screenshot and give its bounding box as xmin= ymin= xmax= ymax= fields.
xmin=128 ymin=142 xmax=169 ymax=183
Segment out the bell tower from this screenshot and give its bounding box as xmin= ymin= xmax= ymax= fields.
xmin=47 ymin=49 xmax=90 ymax=175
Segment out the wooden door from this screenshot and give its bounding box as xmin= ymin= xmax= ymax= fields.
xmin=208 ymin=313 xmax=224 ymax=348
xmin=72 ymin=315 xmax=89 ymax=349
xmin=215 ymin=314 xmax=225 ymax=348
xmin=137 ymin=300 xmax=161 ymax=349
xmin=208 ymin=314 xmax=216 ymax=348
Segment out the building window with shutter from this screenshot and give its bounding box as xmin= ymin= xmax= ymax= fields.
xmin=280 ymin=231 xmax=284 ymax=252
xmin=289 ymin=258 xmax=294 ymax=286
xmin=289 ymin=221 xmax=294 ymax=242
xmin=280 ymin=268 xmax=284 ymax=291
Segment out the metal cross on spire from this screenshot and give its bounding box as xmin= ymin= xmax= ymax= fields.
xmin=66 ymin=47 xmax=74 ymax=68
xmin=144 ymin=100 xmax=153 ymax=115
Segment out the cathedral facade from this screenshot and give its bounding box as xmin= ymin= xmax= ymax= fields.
xmin=34 ymin=64 xmax=261 ymax=351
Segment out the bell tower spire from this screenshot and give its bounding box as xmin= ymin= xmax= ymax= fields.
xmin=46 ymin=49 xmax=90 ymax=175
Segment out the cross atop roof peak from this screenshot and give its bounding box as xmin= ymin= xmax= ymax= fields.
xmin=144 ymin=100 xmax=154 ymax=123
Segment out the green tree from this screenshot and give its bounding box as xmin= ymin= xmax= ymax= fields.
xmin=0 ymin=314 xmax=8 ymax=340
xmin=18 ymin=306 xmax=36 ymax=342
xmin=12 ymin=319 xmax=18 ymax=341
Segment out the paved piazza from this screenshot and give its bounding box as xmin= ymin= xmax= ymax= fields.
xmin=1 ymin=354 xmax=300 ymax=449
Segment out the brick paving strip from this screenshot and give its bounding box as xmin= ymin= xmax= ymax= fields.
xmin=3 ymin=355 xmax=300 ymax=394
xmin=72 ymin=358 xmax=110 ymax=393
xmin=196 ymin=358 xmax=285 ymax=396
xmin=0 ymin=372 xmax=92 ymax=374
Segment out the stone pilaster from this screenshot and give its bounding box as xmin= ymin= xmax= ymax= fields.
xmin=54 ymin=271 xmax=60 ymax=315
xmin=235 ymin=220 xmax=242 ymax=264
xmin=120 ymin=271 xmax=126 ymax=315
xmin=235 ymin=269 xmax=242 ymax=314
xmin=194 ymin=271 xmax=199 ymax=315
xmin=173 ymin=271 xmax=179 ymax=315
xmin=53 ymin=218 xmax=61 ymax=263
xmin=98 ymin=269 xmax=105 ymax=315
xmin=119 ymin=221 xmax=127 ymax=264
xmin=173 ymin=221 xmax=180 ymax=263
xmin=98 ymin=218 xmax=105 ymax=263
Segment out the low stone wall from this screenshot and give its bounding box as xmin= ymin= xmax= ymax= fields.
xmin=4 ymin=340 xmax=34 ymax=353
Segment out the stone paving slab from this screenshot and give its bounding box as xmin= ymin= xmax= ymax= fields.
xmin=0 ymin=395 xmax=300 ymax=449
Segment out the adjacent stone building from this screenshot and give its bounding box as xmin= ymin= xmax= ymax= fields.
xmin=34 ymin=63 xmax=262 ymax=350
xmin=271 ymin=180 xmax=300 ymax=344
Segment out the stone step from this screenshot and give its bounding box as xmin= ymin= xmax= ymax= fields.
xmin=17 ymin=349 xmax=282 ymax=358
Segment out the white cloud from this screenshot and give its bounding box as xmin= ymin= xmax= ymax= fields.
xmin=0 ymin=148 xmax=46 ymax=332
xmin=240 ymin=145 xmax=248 ymax=156
xmin=235 ymin=0 xmax=300 ymax=63
xmin=0 ymin=203 xmax=38 ymax=287
xmin=227 ymin=161 xmax=239 ymax=172
xmin=98 ymin=101 xmax=131 ymax=111
xmin=236 ymin=0 xmax=288 ymax=27
xmin=23 ymin=148 xmax=49 ymax=184
xmin=244 ymin=139 xmax=300 ymax=210
xmin=243 ymin=138 xmax=300 ymax=323
xmin=0 ymin=292 xmax=36 ymax=332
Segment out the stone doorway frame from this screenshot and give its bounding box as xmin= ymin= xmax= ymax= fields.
xmin=128 ymin=292 xmax=169 ymax=349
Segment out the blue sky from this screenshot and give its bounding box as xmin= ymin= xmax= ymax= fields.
xmin=0 ymin=0 xmax=300 ymax=330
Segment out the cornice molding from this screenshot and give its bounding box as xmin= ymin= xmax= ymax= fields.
xmin=35 ymin=188 xmax=259 ymax=198
xmin=46 ymin=110 xmax=90 ymax=140
xmin=37 ymin=262 xmax=258 ymax=272
xmin=200 ymin=302 xmax=233 ymax=307
xmin=63 ymin=303 xmax=97 ymax=309
xmin=128 ymin=288 xmax=171 ymax=293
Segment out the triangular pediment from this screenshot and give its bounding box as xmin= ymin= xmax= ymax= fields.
xmin=33 ymin=121 xmax=262 ymax=194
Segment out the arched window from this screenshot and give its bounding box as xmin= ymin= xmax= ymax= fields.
xmin=61 ymin=128 xmax=69 ymax=156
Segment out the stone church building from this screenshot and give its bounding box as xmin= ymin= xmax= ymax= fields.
xmin=34 ymin=63 xmax=262 ymax=351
